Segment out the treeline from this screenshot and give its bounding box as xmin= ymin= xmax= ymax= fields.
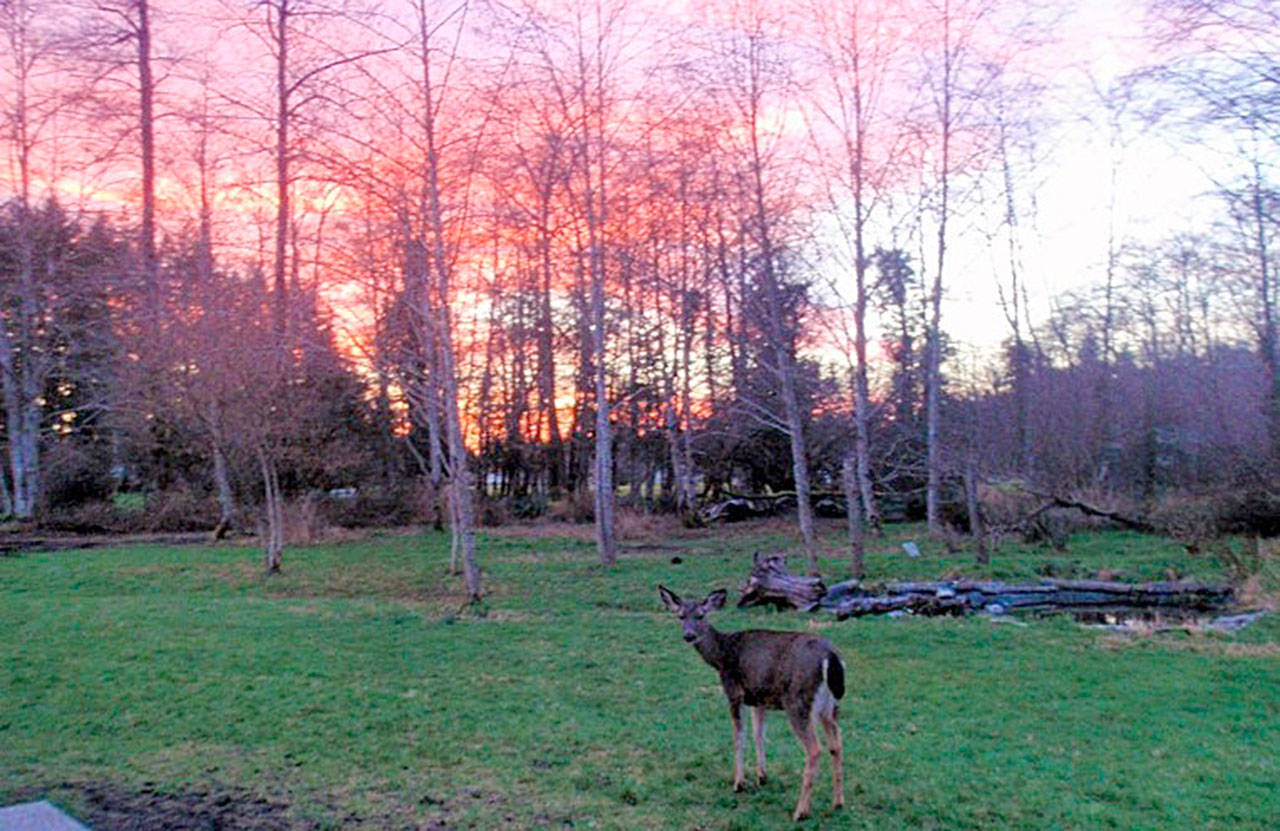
xmin=1 ymin=0 xmax=1276 ymax=591
xmin=2 ymin=201 xmax=1272 ymax=524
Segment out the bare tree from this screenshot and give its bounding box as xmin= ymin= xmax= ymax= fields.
xmin=805 ymin=0 xmax=913 ymax=539
xmin=408 ymin=0 xmax=485 ymax=600
xmin=909 ymin=0 xmax=1022 ymax=533
xmin=500 ymin=0 xmax=642 ymax=564
xmin=710 ymin=0 xmax=819 ymax=570
xmin=1142 ymin=0 xmax=1280 ymax=453
xmin=0 ymin=0 xmax=65 ymax=518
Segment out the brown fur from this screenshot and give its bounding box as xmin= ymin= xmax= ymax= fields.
xmin=659 ymin=585 xmax=846 ymax=821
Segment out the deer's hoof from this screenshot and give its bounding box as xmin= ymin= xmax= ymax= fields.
xmin=733 ymin=780 xmax=745 ymax=793
xmin=792 ymin=807 xmax=810 ymax=822
xmin=757 ymin=773 xmax=768 ymax=785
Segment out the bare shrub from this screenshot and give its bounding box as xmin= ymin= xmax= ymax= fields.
xmin=39 ymin=501 xmax=128 ymax=534
xmin=1144 ymin=492 xmax=1220 ymax=549
xmin=1209 ymin=537 xmax=1279 ymax=605
xmin=976 ymin=480 xmax=1043 ymax=532
xmin=283 ymin=494 xmax=326 ymax=544
xmin=547 ymin=488 xmax=594 ymax=524
xmin=478 ymin=497 xmax=509 ymax=527
xmin=1212 ymin=489 xmax=1280 ymax=537
xmin=142 ymin=488 xmax=219 ymax=533
xmin=1146 ymin=488 xmax=1280 ymax=546
xmin=319 ymin=486 xmax=418 ymax=528
xmin=615 ymin=507 xmax=685 ymax=541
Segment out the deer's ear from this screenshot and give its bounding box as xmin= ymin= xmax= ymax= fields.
xmin=703 ymin=588 xmax=728 ymax=612
xmin=658 ymin=585 xmax=683 ymax=613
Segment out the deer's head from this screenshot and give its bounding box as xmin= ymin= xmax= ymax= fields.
xmin=659 ymin=585 xmax=727 ymax=643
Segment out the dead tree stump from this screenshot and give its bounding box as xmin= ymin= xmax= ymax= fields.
xmin=737 ymin=553 xmax=826 ymax=612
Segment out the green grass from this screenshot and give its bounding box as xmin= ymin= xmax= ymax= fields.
xmin=2 ymin=522 xmax=1278 ymax=829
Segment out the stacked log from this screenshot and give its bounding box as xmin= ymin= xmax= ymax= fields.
xmin=735 ymin=555 xmax=1235 ymax=619
xmin=820 ymin=577 xmax=1234 ymax=619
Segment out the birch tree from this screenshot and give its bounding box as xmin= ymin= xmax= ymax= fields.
xmin=0 ymin=0 xmax=65 ymax=518
xmin=407 ymin=0 xmax=484 ymax=599
xmin=805 ymin=0 xmax=911 ymax=547
xmin=713 ymin=1 xmax=820 ymax=569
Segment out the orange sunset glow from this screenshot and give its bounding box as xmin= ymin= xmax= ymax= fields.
xmin=1 ymin=0 xmax=1274 ymax=518
xmin=3 ymin=2 xmax=1279 ymax=823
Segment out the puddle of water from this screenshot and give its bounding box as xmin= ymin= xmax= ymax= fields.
xmin=1074 ymin=609 xmax=1269 ymax=633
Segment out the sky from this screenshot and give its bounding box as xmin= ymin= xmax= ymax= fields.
xmin=936 ymin=0 xmax=1222 ymax=351
xmin=1 ymin=0 xmax=1236 ymax=363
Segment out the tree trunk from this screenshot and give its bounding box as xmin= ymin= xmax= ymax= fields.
xmin=211 ymin=418 xmax=235 ymax=539
xmin=136 ymin=0 xmax=159 ymax=337
xmin=0 ymin=325 xmax=29 ymax=519
xmin=841 ymin=452 xmax=864 ymax=578
xmin=591 ymin=265 xmax=617 ymax=564
xmin=579 ymin=28 xmax=616 ymax=567
xmin=271 ymin=0 xmax=291 ymax=338
xmin=417 ymin=0 xmax=481 ymax=601
xmin=965 ymin=454 xmax=987 ymax=565
xmin=925 ymin=0 xmax=956 ymax=537
xmin=259 ymin=450 xmax=283 ymax=574
xmin=3 ymin=0 xmax=41 ymax=520
xmin=742 ymin=28 xmax=817 ymax=569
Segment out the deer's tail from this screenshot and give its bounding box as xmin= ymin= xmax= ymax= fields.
xmin=823 ymin=652 xmax=845 ymax=701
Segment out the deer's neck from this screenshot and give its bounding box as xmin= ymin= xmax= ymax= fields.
xmin=693 ymin=626 xmax=733 ymax=671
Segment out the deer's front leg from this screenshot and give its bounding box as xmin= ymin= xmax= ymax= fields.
xmin=728 ymin=699 xmax=746 ymax=791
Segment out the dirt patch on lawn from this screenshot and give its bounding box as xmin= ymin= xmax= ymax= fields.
xmin=24 ymin=781 xmax=310 ymax=830
xmin=10 ymin=780 xmax=562 ymax=830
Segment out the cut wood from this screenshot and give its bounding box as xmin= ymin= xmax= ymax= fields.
xmin=819 ymin=577 xmax=1234 ymax=619
xmin=733 ymin=555 xmax=1237 ymax=620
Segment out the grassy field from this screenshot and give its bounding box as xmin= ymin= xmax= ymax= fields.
xmin=2 ymin=520 xmax=1278 ymax=829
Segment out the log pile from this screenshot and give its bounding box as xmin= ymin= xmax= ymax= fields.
xmin=737 ymin=553 xmax=826 ymax=611
xmin=737 ymin=555 xmax=1235 ymax=620
xmin=820 ymin=577 xmax=1234 ymax=619
xmin=699 ymin=494 xmax=797 ymax=523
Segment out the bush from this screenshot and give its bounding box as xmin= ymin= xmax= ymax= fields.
xmin=507 ymin=492 xmax=548 ymax=520
xmin=42 ymin=443 xmax=115 ymax=509
xmin=1147 ymin=487 xmax=1280 ymax=542
xmin=478 ymin=497 xmax=508 ymax=527
xmin=284 ymin=495 xmax=327 ymax=544
xmin=547 ymin=488 xmax=594 ymax=524
xmin=141 ymin=488 xmax=218 ymax=533
xmin=319 ymin=486 xmax=419 ymax=528
xmin=1213 ymin=489 xmax=1280 ymax=537
xmin=39 ymin=501 xmax=129 ymax=534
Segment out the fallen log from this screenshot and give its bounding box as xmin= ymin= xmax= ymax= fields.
xmin=737 ymin=553 xmax=826 ymax=612
xmin=819 ymin=577 xmax=1235 ymax=620
xmin=698 ymin=490 xmax=850 ymax=523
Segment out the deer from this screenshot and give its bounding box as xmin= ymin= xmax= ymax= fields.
xmin=658 ymin=584 xmax=846 ymax=821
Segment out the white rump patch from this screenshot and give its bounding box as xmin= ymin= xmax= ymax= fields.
xmin=811 ymin=658 xmax=838 ymax=726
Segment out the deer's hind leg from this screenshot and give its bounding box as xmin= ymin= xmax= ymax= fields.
xmin=818 ymin=702 xmax=844 ymax=810
xmin=751 ymin=706 xmax=767 ymax=784
xmin=787 ymin=709 xmax=822 ymax=821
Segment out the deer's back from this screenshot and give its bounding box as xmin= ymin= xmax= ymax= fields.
xmin=719 ymin=630 xmax=840 ymax=711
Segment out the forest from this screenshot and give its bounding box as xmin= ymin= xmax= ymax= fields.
xmin=2 ymin=0 xmax=1277 ymax=598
